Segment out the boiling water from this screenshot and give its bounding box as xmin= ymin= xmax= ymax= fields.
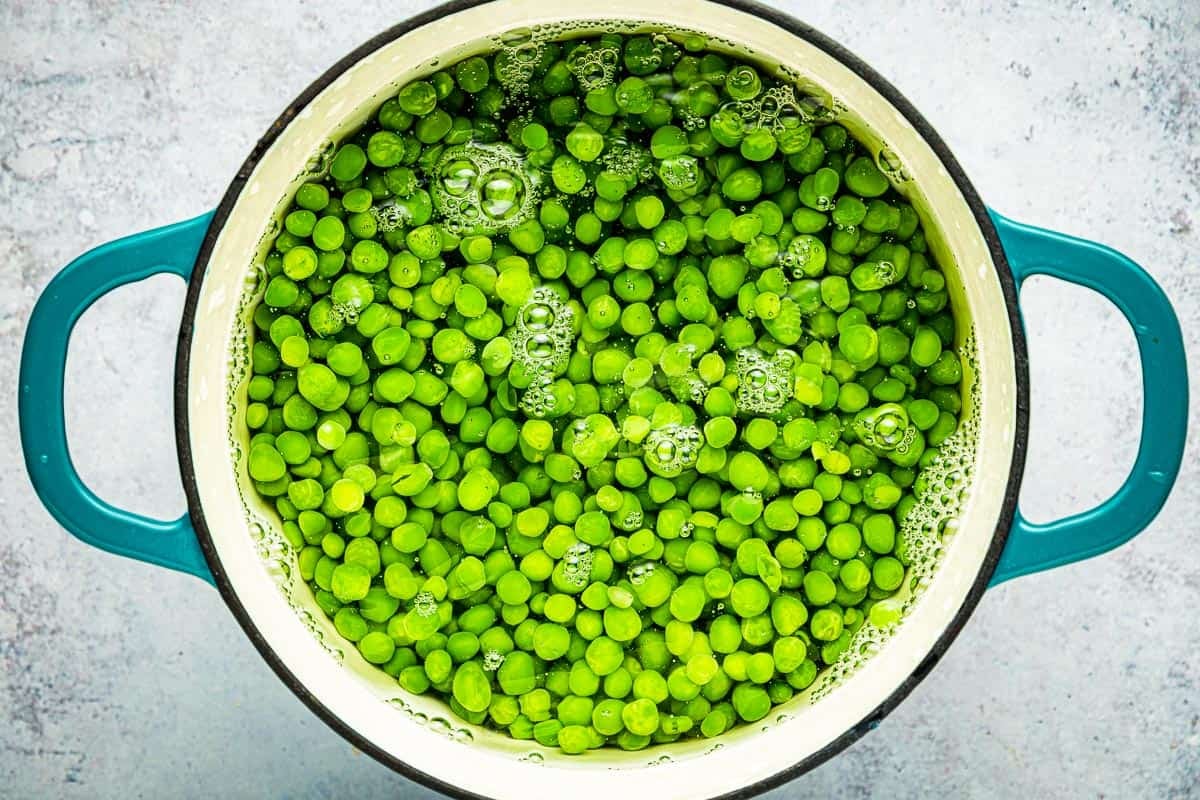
xmin=223 ymin=17 xmax=982 ymax=750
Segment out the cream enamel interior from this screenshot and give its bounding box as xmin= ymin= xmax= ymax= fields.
xmin=185 ymin=1 xmax=1017 ymax=797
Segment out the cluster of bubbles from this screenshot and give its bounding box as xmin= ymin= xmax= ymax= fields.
xmin=622 ymin=510 xmax=644 ymax=528
xmin=412 ymin=590 xmax=438 ymax=617
xmin=873 ymin=260 xmax=900 ymax=285
xmin=733 ymin=348 xmax=797 ymax=415
xmin=330 ymin=302 xmax=361 ymax=325
xmin=386 ymin=697 xmax=475 ymax=743
xmin=482 ymin=649 xmax=506 ymax=672
xmin=643 ymin=425 xmax=702 ymax=477
xmin=730 ymin=85 xmax=808 ymax=133
xmin=676 ymin=91 xmax=710 ymax=131
xmin=565 ymin=42 xmax=620 ymax=91
xmin=372 ymin=200 xmax=411 ymax=233
xmin=509 ymin=287 xmax=576 ymax=417
xmin=679 ymin=521 xmax=695 ymax=538
xmin=430 ymin=142 xmax=539 ymax=235
xmin=875 ymin=144 xmax=910 ymax=183
xmin=853 ymin=403 xmax=911 ymax=451
xmin=658 ymin=155 xmax=701 ymax=192
xmin=494 ymin=27 xmax=545 ymax=91
xmin=562 ymin=542 xmax=594 ymax=588
xmin=779 ymin=235 xmax=823 ymax=277
xmin=628 ymin=561 xmax=656 ymax=586
xmin=601 ymin=139 xmax=655 ymax=183
xmin=667 ymin=371 xmax=710 ymax=405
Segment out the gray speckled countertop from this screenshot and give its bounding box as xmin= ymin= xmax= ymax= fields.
xmin=1 ymin=1 xmax=1197 ymax=797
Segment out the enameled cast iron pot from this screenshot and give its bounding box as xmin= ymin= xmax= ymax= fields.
xmin=19 ymin=1 xmax=1189 ymax=798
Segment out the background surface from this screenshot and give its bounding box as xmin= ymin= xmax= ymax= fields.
xmin=1 ymin=0 xmax=1197 ymax=797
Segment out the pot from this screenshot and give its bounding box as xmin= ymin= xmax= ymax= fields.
xmin=19 ymin=1 xmax=1188 ymax=798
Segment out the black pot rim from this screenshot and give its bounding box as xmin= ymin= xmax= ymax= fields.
xmin=174 ymin=2 xmax=1030 ymax=797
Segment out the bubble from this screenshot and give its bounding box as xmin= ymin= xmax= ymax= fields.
xmin=874 ymin=261 xmax=898 ymax=284
xmin=603 ymin=139 xmax=653 ymax=182
xmin=733 ymin=86 xmax=807 ymax=134
xmin=876 ymin=144 xmax=909 ymax=182
xmin=495 ymin=27 xmax=544 ymax=90
xmin=509 ymin=286 xmax=575 ymax=406
xmin=440 ymin=158 xmax=479 ymax=197
xmin=481 ymin=168 xmax=526 ymax=222
xmin=853 ymin=403 xmax=910 ymax=451
xmin=521 ymin=302 xmax=556 ymax=331
xmin=658 ymin=155 xmax=700 ymax=191
xmin=525 ymin=334 xmax=557 ymax=361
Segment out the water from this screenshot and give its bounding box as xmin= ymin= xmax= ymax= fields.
xmin=779 ymin=235 xmax=825 ymax=278
xmin=226 ymin=17 xmax=982 ymax=744
xmin=732 ymin=85 xmax=807 ymax=133
xmin=629 ymin=562 xmax=655 ymax=586
xmin=602 ymin=139 xmax=653 ymax=181
xmin=658 ymin=155 xmax=701 ymax=191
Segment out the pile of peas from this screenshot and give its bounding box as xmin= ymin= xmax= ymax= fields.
xmin=243 ymin=30 xmax=964 ymax=756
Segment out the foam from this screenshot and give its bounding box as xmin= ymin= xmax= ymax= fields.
xmin=809 ymin=334 xmax=980 ymax=700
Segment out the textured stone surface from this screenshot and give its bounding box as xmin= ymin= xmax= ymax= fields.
xmin=1 ymin=1 xmax=1197 ymax=797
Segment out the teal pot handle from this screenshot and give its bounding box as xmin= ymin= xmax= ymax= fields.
xmin=20 ymin=213 xmax=215 ymax=584
xmin=989 ymin=211 xmax=1188 ymax=585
